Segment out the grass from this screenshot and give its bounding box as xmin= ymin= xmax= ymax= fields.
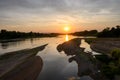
xmin=97 ymin=49 xmax=120 ymax=80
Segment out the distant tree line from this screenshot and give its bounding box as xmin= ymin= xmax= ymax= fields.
xmin=97 ymin=25 xmax=120 ymax=37
xmin=72 ymin=25 xmax=120 ymax=38
xmin=1 ymin=25 xmax=120 ymax=39
xmin=72 ymin=30 xmax=98 ymax=36
xmin=0 ymin=29 xmax=59 ymax=40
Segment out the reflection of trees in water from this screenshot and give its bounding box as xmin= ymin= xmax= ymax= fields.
xmin=0 ymin=38 xmax=40 ymax=50
xmin=0 ymin=39 xmax=26 ymax=49
xmin=0 ymin=42 xmax=19 ymax=49
xmin=1 ymin=43 xmax=8 ymax=49
xmin=30 ymin=38 xmax=33 ymax=44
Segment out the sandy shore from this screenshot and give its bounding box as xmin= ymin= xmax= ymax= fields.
xmin=85 ymin=38 xmax=120 ymax=54
xmin=0 ymin=44 xmax=48 ymax=80
xmin=1 ymin=56 xmax=43 ymax=80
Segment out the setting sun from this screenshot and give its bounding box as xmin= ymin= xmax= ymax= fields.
xmin=64 ymin=27 xmax=70 ymax=32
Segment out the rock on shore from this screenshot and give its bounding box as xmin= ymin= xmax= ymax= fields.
xmin=57 ymin=38 xmax=100 ymax=80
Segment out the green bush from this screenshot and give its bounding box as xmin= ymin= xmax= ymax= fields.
xmin=110 ymin=49 xmax=120 ymax=60
xmin=101 ymin=49 xmax=120 ymax=79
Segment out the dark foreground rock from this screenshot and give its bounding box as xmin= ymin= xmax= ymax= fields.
xmin=0 ymin=44 xmax=48 ymax=80
xmin=57 ymin=38 xmax=107 ymax=80
xmin=57 ymin=38 xmax=84 ymax=55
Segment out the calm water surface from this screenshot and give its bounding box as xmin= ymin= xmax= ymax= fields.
xmin=0 ymin=35 xmax=96 ymax=80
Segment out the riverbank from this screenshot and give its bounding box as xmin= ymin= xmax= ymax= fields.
xmin=57 ymin=38 xmax=106 ymax=80
xmin=85 ymin=38 xmax=120 ymax=80
xmin=57 ymin=38 xmax=120 ymax=80
xmin=0 ymin=44 xmax=48 ymax=80
xmin=85 ymin=38 xmax=120 ymax=54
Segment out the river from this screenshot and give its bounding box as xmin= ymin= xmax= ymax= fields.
xmin=0 ymin=35 xmax=97 ymax=80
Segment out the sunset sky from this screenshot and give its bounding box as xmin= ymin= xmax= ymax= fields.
xmin=0 ymin=0 xmax=120 ymax=33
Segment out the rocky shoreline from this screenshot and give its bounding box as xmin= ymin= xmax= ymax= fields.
xmin=57 ymin=38 xmax=103 ymax=80
xmin=57 ymin=38 xmax=120 ymax=80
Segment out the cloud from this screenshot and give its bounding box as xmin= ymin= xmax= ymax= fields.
xmin=0 ymin=0 xmax=120 ymax=32
xmin=0 ymin=0 xmax=120 ymax=16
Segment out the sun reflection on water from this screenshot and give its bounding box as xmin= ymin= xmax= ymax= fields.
xmin=65 ymin=35 xmax=69 ymax=41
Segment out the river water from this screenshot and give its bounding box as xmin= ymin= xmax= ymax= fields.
xmin=0 ymin=35 xmax=97 ymax=80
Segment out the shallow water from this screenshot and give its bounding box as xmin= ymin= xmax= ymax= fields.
xmin=0 ymin=35 xmax=96 ymax=80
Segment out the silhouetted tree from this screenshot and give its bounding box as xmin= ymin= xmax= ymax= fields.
xmin=97 ymin=25 xmax=120 ymax=38
xmin=72 ymin=30 xmax=98 ymax=36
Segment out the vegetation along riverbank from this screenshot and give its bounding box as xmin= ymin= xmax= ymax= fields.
xmin=85 ymin=38 xmax=120 ymax=80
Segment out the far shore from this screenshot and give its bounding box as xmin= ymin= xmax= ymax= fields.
xmin=0 ymin=36 xmax=59 ymax=43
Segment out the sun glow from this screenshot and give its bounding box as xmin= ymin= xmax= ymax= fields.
xmin=64 ymin=26 xmax=70 ymax=32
